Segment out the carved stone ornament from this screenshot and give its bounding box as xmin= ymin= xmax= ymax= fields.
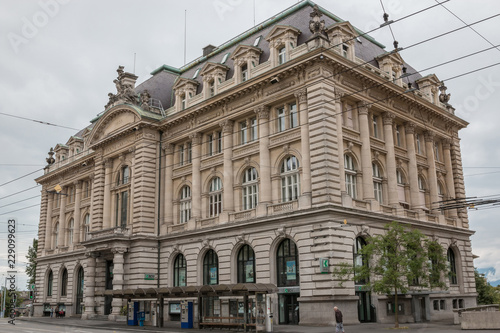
xmin=104 ymin=65 xmax=139 ymax=110
xmin=439 ymin=81 xmax=451 ymax=104
xmin=140 ymin=90 xmax=151 ymax=111
xmin=254 ymin=106 xmax=270 ymax=119
xmin=46 ymin=147 xmax=55 ymax=165
xmin=294 ymin=89 xmax=307 ymax=104
xmin=308 ymin=5 xmax=328 ymax=40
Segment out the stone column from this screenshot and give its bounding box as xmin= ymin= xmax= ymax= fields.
xmin=425 ymin=131 xmax=440 ymax=213
xmin=73 ymin=181 xmax=82 ymax=244
xmin=255 ymin=106 xmax=271 ymax=216
xmin=220 ymin=120 xmax=234 ymax=222
xmin=383 ymin=112 xmax=399 ymax=207
xmin=44 ymin=192 xmax=53 ymax=250
xmin=102 ymin=159 xmax=113 ymax=229
xmin=88 ymin=174 xmax=95 ymax=237
xmin=295 ymin=89 xmax=311 ymax=208
xmin=163 ymin=143 xmax=174 ymax=233
xmin=357 ymin=102 xmax=374 ymax=202
xmin=110 ymin=248 xmax=127 ymax=320
xmin=83 ymin=252 xmax=97 ymax=319
xmin=405 ymin=123 xmax=424 ymax=210
xmin=57 ymin=186 xmax=66 ymax=247
xmin=442 ymin=139 xmax=457 ymax=218
xmin=191 ymin=133 xmax=202 ymax=220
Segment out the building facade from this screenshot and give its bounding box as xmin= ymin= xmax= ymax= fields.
xmin=34 ymin=1 xmax=476 ymax=326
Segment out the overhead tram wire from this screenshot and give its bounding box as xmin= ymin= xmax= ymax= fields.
xmin=0 ymin=112 xmax=81 ymax=131
xmin=434 ymin=0 xmax=500 ymax=53
xmin=0 ymin=168 xmax=44 ymax=187
xmin=5 ymin=60 xmax=500 ymax=217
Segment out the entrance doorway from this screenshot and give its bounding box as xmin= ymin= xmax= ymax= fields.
xmin=356 ymin=291 xmax=374 ymax=322
xmin=278 ymin=294 xmax=299 ymax=325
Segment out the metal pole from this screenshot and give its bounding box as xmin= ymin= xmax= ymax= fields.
xmin=1 ymin=277 xmax=7 ymax=318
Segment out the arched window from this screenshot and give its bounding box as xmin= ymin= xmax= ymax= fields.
xmin=54 ymin=222 xmax=59 ymax=248
xmin=203 ymin=249 xmax=218 ymax=285
xmin=68 ymin=218 xmax=74 ymax=245
xmin=354 ymin=237 xmax=368 ymax=285
xmin=344 ymin=154 xmax=357 ymax=199
xmin=276 ymin=239 xmax=299 ymax=287
xmin=173 ymin=254 xmax=187 ymax=287
xmin=47 ymin=270 xmax=53 ymax=296
xmin=76 ymin=267 xmax=84 ymax=314
xmin=180 ymin=186 xmax=191 ymax=223
xmin=118 ymin=165 xmax=130 ymax=185
xmin=372 ymin=163 xmax=383 ymax=204
xmin=237 ymin=245 xmax=255 ymax=283
xmin=209 ymin=177 xmax=222 ymax=217
xmin=280 ymin=156 xmax=300 ymax=202
xmin=447 ymin=248 xmax=458 ymax=285
xmin=242 ymin=168 xmax=258 ymax=210
xmin=61 ymin=268 xmax=68 ymax=296
xmin=84 ymin=214 xmax=90 ymax=241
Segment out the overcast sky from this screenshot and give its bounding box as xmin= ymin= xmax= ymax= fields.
xmin=1 ymin=0 xmax=499 ymax=290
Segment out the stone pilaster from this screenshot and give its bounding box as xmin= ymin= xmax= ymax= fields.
xmin=295 ymin=89 xmax=311 ymax=208
xmin=383 ymin=112 xmax=399 ymax=207
xmin=358 ymin=102 xmax=375 ymax=202
xmin=334 ymin=90 xmax=346 ymax=195
xmin=110 ymin=248 xmax=127 ymax=320
xmin=424 ymin=131 xmax=439 ymax=214
xmin=163 ymin=144 xmax=174 ymax=233
xmin=57 ymin=186 xmax=66 ymax=247
xmin=44 ymin=192 xmax=53 ymax=251
xmin=442 ymin=139 xmax=457 ymax=218
xmin=405 ymin=122 xmax=424 ymax=211
xmin=191 ymin=133 xmax=202 ymax=220
xmin=102 ymin=159 xmax=113 ymax=229
xmin=73 ymin=181 xmax=82 ymax=244
xmin=220 ymin=120 xmax=234 ymax=222
xmin=255 ymin=106 xmax=271 ymax=216
xmin=450 ymin=134 xmax=468 ymax=228
xmin=82 ymin=252 xmax=97 ymax=319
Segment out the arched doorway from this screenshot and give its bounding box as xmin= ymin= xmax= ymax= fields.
xmin=276 ymin=238 xmax=299 ymax=325
xmin=75 ymin=266 xmax=84 ymax=314
xmin=354 ymin=237 xmax=375 ymax=322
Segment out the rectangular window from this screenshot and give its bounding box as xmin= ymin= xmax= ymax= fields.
xmin=187 ymin=142 xmax=192 ymax=164
xmin=208 ymin=134 xmax=214 ymax=156
xmin=396 ymin=125 xmax=402 ymax=147
xmin=435 ymin=142 xmax=440 ymax=161
xmin=250 ymin=117 xmax=257 ymax=141
xmin=289 ymin=103 xmax=298 ymax=129
xmin=240 ymin=121 xmax=248 ymax=145
xmin=216 ymin=131 xmax=222 ymax=153
xmin=120 ymin=191 xmax=128 ymax=227
xmin=278 ymin=47 xmax=286 ymax=65
xmin=277 ymin=107 xmax=285 ymax=132
xmin=241 ymin=64 xmax=248 ymax=82
xmin=179 ymin=145 xmax=184 ymax=166
xmin=416 ymin=134 xmax=422 ymax=154
xmin=181 ymin=95 xmax=186 ymax=110
xmin=342 ymin=44 xmax=349 ymax=58
xmin=84 ymin=181 xmax=90 ymax=198
xmin=372 ymin=115 xmax=379 ymax=138
xmin=374 ymin=182 xmax=383 ymax=204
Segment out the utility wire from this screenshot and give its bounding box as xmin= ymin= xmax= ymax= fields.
xmin=0 ymin=169 xmax=43 ymax=187
xmin=0 ymin=112 xmax=80 ymax=131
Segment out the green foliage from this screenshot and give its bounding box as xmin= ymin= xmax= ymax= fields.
xmin=332 ymin=221 xmax=449 ymax=328
xmin=475 ymin=269 xmax=500 ymax=305
xmin=25 ymin=239 xmax=37 ymax=289
xmin=1 ymin=289 xmax=23 ymax=317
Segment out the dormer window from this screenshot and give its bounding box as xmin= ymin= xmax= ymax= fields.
xmin=278 ymin=47 xmax=286 ymax=65
xmin=181 ymin=94 xmax=186 ymax=110
xmin=241 ymin=64 xmax=248 ymax=82
xmin=342 ymin=44 xmax=349 ymax=58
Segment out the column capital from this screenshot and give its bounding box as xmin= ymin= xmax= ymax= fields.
xmin=424 ymin=130 xmax=435 ymax=142
xmin=219 ymin=119 xmax=234 ymax=133
xmin=190 ymin=132 xmax=202 ymax=145
xmin=111 ymin=247 xmax=127 ymax=255
xmin=103 ymin=158 xmax=113 ymax=168
xmin=357 ymin=101 xmax=371 ymax=115
xmin=404 ymin=122 xmax=416 ymax=134
xmin=74 ymin=180 xmax=83 ymax=189
xmin=294 ymin=89 xmax=307 ymax=104
xmin=382 ymin=112 xmax=395 ymax=125
xmin=442 ymin=138 xmax=453 ymax=150
xmin=254 ymin=106 xmax=270 ymax=119
xmin=85 ymin=251 xmax=101 ymax=259
xmin=334 ymin=88 xmax=345 ymax=100
xmin=164 ymin=143 xmax=175 ymax=154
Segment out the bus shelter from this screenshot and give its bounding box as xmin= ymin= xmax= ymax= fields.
xmin=97 ymin=283 xmax=277 ymax=330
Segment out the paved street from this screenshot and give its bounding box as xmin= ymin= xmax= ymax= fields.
xmin=0 ymin=317 xmax=492 ymax=333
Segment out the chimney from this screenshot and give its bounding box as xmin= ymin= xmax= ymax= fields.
xmin=203 ymin=44 xmax=216 ymax=57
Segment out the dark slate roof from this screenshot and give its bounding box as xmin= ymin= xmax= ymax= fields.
xmin=140 ymin=0 xmax=422 ymax=105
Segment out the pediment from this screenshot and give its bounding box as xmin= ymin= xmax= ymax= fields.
xmin=265 ymin=25 xmax=301 ymax=41
xmin=54 ymin=143 xmax=68 ymax=152
xmin=88 ymin=106 xmax=141 ymax=147
xmin=67 ymin=136 xmax=83 ymax=146
xmin=376 ymin=51 xmax=405 ymax=66
xmin=326 ymin=21 xmax=358 ymax=38
xmin=200 ymin=62 xmax=229 ymax=76
xmin=416 ymin=74 xmax=441 ymax=85
xmin=231 ymin=45 xmax=262 ymax=60
xmin=172 ymin=76 xmax=199 ymax=90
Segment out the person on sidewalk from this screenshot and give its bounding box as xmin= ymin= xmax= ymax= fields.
xmin=50 ymin=307 xmax=54 ymax=318
xmin=334 ymin=306 xmax=344 ymax=333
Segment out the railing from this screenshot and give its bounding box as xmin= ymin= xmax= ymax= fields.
xmin=89 ymin=226 xmax=129 ymax=240
xmin=45 ymin=149 xmax=94 ymax=174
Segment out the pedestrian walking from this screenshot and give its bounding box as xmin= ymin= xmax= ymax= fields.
xmin=334 ymin=306 xmax=344 ymax=333
xmin=50 ymin=307 xmax=54 ymax=318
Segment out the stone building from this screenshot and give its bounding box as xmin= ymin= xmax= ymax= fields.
xmin=33 ymin=1 xmax=476 ymax=326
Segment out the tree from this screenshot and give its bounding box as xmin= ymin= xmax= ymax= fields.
xmin=333 ymin=221 xmax=448 ymax=328
xmin=475 ymin=269 xmax=500 ymax=305
xmin=25 ymin=239 xmax=37 ymax=289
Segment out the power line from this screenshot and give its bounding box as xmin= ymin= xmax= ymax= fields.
xmin=0 ymin=112 xmax=80 ymax=131
xmin=0 ymin=169 xmax=43 ymax=187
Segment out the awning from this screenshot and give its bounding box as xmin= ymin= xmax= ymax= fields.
xmin=95 ymin=283 xmax=277 ymax=298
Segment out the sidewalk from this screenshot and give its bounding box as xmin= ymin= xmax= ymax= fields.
xmin=16 ymin=316 xmax=474 ymax=333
